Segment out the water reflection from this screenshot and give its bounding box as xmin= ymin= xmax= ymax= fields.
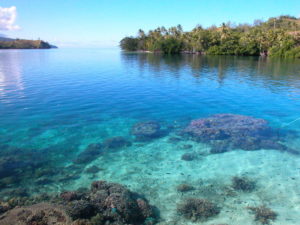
xmin=121 ymin=53 xmax=300 ymax=97
xmin=0 ymin=51 xmax=24 ymax=101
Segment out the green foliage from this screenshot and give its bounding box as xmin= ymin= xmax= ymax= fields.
xmin=120 ymin=37 xmax=139 ymax=51
xmin=160 ymin=37 xmax=183 ymax=54
xmin=0 ymin=39 xmax=52 ymax=49
xmin=120 ymin=16 xmax=300 ymax=58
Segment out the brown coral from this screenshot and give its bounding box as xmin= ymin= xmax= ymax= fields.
xmin=247 ymin=205 xmax=277 ymax=224
xmin=177 ymin=198 xmax=220 ymax=221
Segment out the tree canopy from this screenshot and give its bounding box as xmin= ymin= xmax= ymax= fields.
xmin=120 ymin=16 xmax=300 ymax=58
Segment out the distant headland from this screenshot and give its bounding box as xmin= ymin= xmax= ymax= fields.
xmin=0 ymin=37 xmax=57 ymax=49
xmin=120 ymin=15 xmax=300 ymax=58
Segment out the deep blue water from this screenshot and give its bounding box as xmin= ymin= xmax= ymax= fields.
xmin=0 ymin=49 xmax=300 ymax=223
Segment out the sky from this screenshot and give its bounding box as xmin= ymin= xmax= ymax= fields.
xmin=0 ymin=0 xmax=299 ymax=48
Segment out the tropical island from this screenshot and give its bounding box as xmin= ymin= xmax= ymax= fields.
xmin=0 ymin=37 xmax=57 ymax=49
xmin=120 ymin=15 xmax=300 ymax=58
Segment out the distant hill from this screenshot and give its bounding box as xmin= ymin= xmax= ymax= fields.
xmin=0 ymin=38 xmax=57 ymax=49
xmin=0 ymin=37 xmax=15 ymax=41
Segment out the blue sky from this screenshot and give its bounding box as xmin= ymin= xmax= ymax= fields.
xmin=0 ymin=0 xmax=299 ymax=47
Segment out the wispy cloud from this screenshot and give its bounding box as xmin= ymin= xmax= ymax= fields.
xmin=0 ymin=6 xmax=20 ymax=30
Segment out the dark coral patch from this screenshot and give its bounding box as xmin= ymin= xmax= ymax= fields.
xmin=247 ymin=205 xmax=277 ymax=224
xmin=232 ymin=176 xmax=256 ymax=192
xmin=177 ymin=198 xmax=220 ymax=221
xmin=131 ymin=121 xmax=162 ymax=141
xmin=183 ymin=114 xmax=296 ymax=154
xmin=102 ymin=136 xmax=131 ymax=149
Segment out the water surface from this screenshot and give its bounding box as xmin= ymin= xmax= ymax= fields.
xmin=0 ymin=49 xmax=300 ymax=224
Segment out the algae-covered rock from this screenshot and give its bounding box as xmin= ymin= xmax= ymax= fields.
xmin=1 ymin=180 xmax=158 ymax=225
xmin=74 ymin=143 xmax=103 ymax=164
xmin=0 ymin=203 xmax=72 ymax=225
xmin=131 ymin=121 xmax=161 ymax=141
xmin=247 ymin=205 xmax=277 ymax=224
xmin=102 ymin=136 xmax=131 ymax=149
xmin=183 ymin=114 xmax=297 ymax=154
xmin=177 ymin=198 xmax=220 ymax=221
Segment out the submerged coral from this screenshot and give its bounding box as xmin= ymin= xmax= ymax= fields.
xmin=231 ymin=176 xmax=256 ymax=192
xmin=0 ymin=180 xmax=157 ymax=225
xmin=0 ymin=203 xmax=72 ymax=225
xmin=102 ymin=136 xmax=131 ymax=149
xmin=247 ymin=205 xmax=277 ymax=224
xmin=181 ymin=152 xmax=197 ymax=161
xmin=176 ymin=184 xmax=195 ymax=192
xmin=177 ymin=198 xmax=220 ymax=221
xmin=74 ymin=143 xmax=103 ymax=164
xmin=131 ymin=121 xmax=161 ymax=141
xmin=65 ymin=180 xmax=156 ymax=224
xmin=85 ymin=166 xmax=102 ymax=174
xmin=183 ymin=114 xmax=297 ymax=154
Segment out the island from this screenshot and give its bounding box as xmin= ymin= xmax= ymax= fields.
xmin=0 ymin=37 xmax=57 ymax=49
xmin=120 ymin=15 xmax=300 ymax=58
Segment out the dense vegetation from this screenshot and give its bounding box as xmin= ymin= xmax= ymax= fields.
xmin=0 ymin=39 xmax=55 ymax=49
xmin=120 ymin=16 xmax=300 ymax=57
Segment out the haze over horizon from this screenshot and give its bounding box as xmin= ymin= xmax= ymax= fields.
xmin=0 ymin=0 xmax=299 ymax=48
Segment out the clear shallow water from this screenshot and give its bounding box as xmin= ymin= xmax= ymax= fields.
xmin=0 ymin=49 xmax=300 ymax=224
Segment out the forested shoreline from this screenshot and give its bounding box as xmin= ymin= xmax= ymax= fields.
xmin=0 ymin=39 xmax=56 ymax=49
xmin=120 ymin=15 xmax=300 ymax=58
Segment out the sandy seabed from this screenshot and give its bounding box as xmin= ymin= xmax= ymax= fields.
xmin=55 ymin=131 xmax=300 ymax=225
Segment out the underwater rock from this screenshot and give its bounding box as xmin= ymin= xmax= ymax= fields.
xmin=4 ymin=188 xmax=29 ymax=198
xmin=247 ymin=205 xmax=277 ymax=224
xmin=0 ymin=156 xmax=29 ymax=179
xmin=0 ymin=203 xmax=72 ymax=225
xmin=180 ymin=144 xmax=193 ymax=149
xmin=231 ymin=176 xmax=256 ymax=192
xmin=181 ymin=152 xmax=196 ymax=161
xmin=131 ymin=121 xmax=161 ymax=141
xmin=89 ymin=180 xmax=156 ymax=224
xmin=61 ymin=191 xmax=82 ymax=202
xmin=183 ymin=114 xmax=295 ymax=153
xmin=184 ymin=114 xmax=269 ymax=141
xmin=177 ymin=198 xmax=220 ymax=221
xmin=176 ymin=184 xmax=195 ymax=192
xmin=66 ymin=200 xmax=96 ymax=220
xmin=168 ymin=136 xmax=182 ymax=143
xmin=64 ymin=180 xmax=157 ymax=224
xmin=103 ymin=136 xmax=131 ymax=149
xmin=74 ymin=143 xmax=103 ymax=164
xmin=0 ymin=201 xmax=10 ymax=214
xmin=1 ymin=180 xmax=157 ymax=224
xmin=85 ymin=165 xmax=102 ymax=174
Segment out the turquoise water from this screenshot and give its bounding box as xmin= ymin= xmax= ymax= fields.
xmin=0 ymin=49 xmax=300 ymax=224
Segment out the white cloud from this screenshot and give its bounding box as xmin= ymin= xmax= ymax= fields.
xmin=0 ymin=6 xmax=20 ymax=30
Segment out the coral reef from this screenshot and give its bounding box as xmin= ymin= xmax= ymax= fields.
xmin=231 ymin=176 xmax=256 ymax=192
xmin=183 ymin=114 xmax=296 ymax=154
xmin=180 ymin=144 xmax=193 ymax=149
xmin=167 ymin=136 xmax=182 ymax=143
xmin=60 ymin=191 xmax=82 ymax=202
xmin=0 ymin=180 xmax=157 ymax=225
xmin=74 ymin=137 xmax=131 ymax=165
xmin=247 ymin=205 xmax=277 ymax=224
xmin=176 ymin=184 xmax=195 ymax=192
xmin=102 ymin=136 xmax=131 ymax=149
xmin=85 ymin=166 xmax=102 ymax=174
xmin=177 ymin=198 xmax=220 ymax=221
xmin=64 ymin=180 xmax=156 ymax=224
xmin=0 ymin=203 xmax=72 ymax=225
xmin=181 ymin=152 xmax=196 ymax=161
xmin=66 ymin=199 xmax=96 ymax=220
xmin=131 ymin=121 xmax=161 ymax=141
xmin=74 ymin=143 xmax=103 ymax=164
